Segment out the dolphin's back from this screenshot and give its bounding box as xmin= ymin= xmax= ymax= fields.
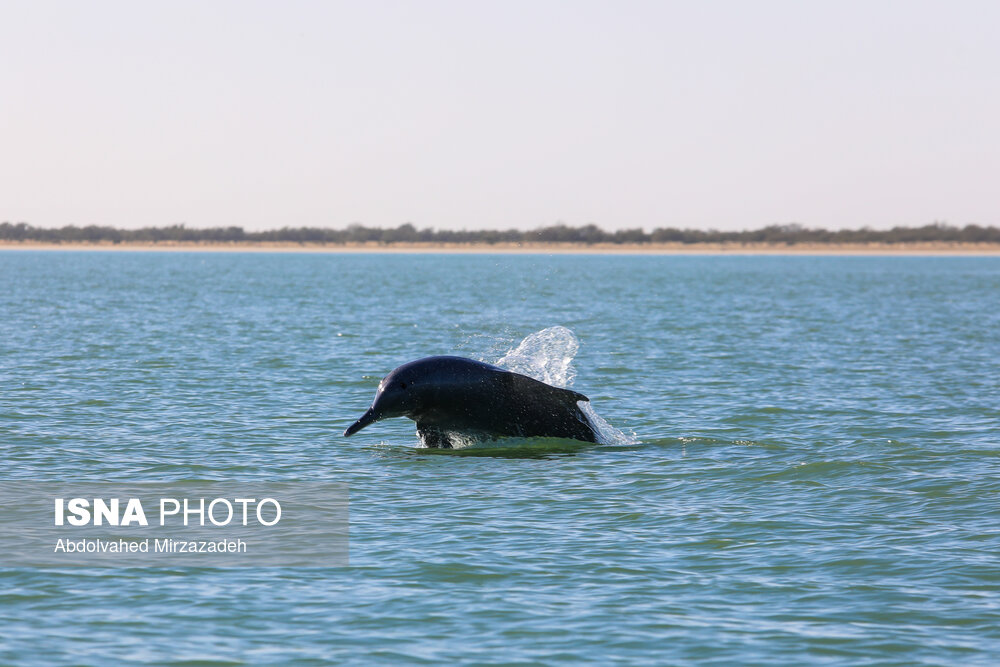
xmin=495 ymin=370 xmax=597 ymax=442
xmin=410 ymin=356 xmax=598 ymax=443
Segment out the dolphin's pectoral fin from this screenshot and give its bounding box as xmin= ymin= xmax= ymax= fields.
xmin=416 ymin=424 xmax=452 ymax=449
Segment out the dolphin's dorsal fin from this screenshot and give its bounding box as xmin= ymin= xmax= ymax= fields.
xmin=499 ymin=369 xmax=590 ymax=405
xmin=558 ymin=386 xmax=590 ymax=404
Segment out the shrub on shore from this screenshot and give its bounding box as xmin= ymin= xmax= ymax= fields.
xmin=2 ymin=221 xmax=997 ymax=246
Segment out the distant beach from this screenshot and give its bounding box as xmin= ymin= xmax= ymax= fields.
xmin=3 ymin=240 xmax=1000 ymax=255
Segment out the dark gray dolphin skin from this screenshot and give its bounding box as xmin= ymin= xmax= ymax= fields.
xmin=344 ymin=356 xmax=598 ymax=447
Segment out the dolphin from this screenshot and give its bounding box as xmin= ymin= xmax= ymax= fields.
xmin=343 ymin=356 xmax=598 ymax=448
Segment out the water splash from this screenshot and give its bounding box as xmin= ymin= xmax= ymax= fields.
xmin=495 ymin=325 xmax=579 ymax=387
xmin=495 ymin=326 xmax=637 ymax=446
xmin=580 ymin=403 xmax=637 ymax=446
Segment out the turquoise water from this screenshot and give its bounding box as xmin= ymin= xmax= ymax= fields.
xmin=1 ymin=251 xmax=999 ymax=665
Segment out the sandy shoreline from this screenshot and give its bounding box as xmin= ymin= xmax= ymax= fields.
xmin=2 ymin=240 xmax=1000 ymax=255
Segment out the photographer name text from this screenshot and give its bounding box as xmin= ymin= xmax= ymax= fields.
xmin=54 ymin=537 xmax=247 ymax=554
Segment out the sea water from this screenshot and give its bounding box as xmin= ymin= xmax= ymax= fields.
xmin=1 ymin=251 xmax=998 ymax=665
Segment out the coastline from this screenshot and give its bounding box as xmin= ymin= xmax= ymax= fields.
xmin=2 ymin=240 xmax=1000 ymax=255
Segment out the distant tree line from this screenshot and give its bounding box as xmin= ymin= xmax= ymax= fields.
xmin=2 ymin=221 xmax=999 ymax=246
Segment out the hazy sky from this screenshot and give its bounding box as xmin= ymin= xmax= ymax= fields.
xmin=3 ymin=1 xmax=998 ymax=231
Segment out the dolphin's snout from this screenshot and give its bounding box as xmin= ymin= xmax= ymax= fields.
xmin=344 ymin=407 xmax=378 ymax=437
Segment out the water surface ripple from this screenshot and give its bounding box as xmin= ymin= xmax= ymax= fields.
xmin=1 ymin=252 xmax=998 ymax=665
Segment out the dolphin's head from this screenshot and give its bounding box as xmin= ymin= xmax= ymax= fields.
xmin=343 ymin=361 xmax=433 ymax=436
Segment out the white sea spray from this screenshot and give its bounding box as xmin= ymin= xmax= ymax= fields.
xmin=495 ymin=326 xmax=637 ymax=446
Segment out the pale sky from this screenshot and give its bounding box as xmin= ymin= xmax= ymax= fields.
xmin=2 ymin=1 xmax=998 ymax=231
